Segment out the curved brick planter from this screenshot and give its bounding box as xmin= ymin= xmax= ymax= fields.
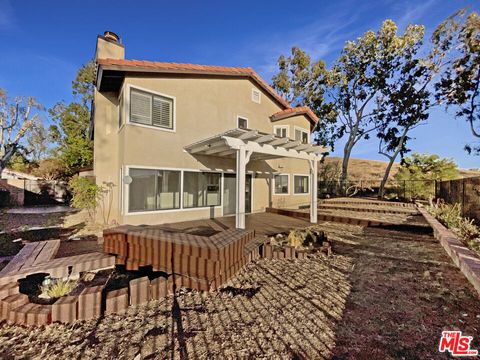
xmin=0 ymin=274 xmax=177 ymax=326
xmin=418 ymin=206 xmax=480 ymax=296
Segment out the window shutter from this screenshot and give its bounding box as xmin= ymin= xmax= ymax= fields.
xmin=152 ymin=96 xmax=173 ymax=129
xmin=131 ymin=90 xmax=151 ymax=125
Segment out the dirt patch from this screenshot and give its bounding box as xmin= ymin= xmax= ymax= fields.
xmin=325 ymin=221 xmax=480 ymax=359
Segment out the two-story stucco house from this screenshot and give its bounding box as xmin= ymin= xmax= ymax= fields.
xmin=92 ymin=31 xmax=328 ymax=229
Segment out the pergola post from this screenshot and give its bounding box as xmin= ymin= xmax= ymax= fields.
xmin=235 ymin=146 xmax=247 ymax=229
xmin=309 ymin=159 xmax=318 ymax=223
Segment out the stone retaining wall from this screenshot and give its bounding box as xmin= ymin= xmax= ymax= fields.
xmin=418 ymin=206 xmax=480 ymax=296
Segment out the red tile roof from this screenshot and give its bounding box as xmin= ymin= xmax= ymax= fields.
xmin=97 ymin=59 xmax=318 ymax=123
xmin=270 ymin=106 xmax=318 ymax=124
xmin=97 ymin=58 xmax=290 ymax=108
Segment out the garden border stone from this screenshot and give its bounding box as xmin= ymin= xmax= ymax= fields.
xmin=418 ymin=206 xmax=480 ymax=296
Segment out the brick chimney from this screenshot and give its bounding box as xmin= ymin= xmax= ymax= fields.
xmin=95 ymin=31 xmax=124 ymax=60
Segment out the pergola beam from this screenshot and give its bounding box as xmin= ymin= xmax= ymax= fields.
xmin=222 ymin=136 xmax=322 ymax=161
xmin=184 ymin=128 xmax=329 ymax=229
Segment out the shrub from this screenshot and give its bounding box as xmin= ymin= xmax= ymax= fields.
xmin=396 ymin=153 xmax=458 ymax=200
xmin=69 ymin=175 xmax=102 ymax=222
xmin=427 ymin=201 xmax=480 ymax=256
xmin=40 ymin=278 xmax=78 ymax=299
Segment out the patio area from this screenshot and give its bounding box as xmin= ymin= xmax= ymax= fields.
xmin=154 ymin=212 xmax=312 ymax=236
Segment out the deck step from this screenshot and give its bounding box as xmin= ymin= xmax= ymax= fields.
xmin=0 ymin=240 xmax=61 ymax=277
xmin=0 ymin=243 xmax=40 ymax=276
xmin=0 ymin=252 xmax=115 ymax=286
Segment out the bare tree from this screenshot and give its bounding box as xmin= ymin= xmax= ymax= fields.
xmin=0 ymin=89 xmax=44 ymax=174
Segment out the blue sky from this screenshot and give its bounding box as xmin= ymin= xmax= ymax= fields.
xmin=0 ymin=0 xmax=478 ymax=168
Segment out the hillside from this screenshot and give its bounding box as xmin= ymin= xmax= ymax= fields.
xmin=322 ymin=156 xmax=480 ymax=181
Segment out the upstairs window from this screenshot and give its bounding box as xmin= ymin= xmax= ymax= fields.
xmin=237 ymin=117 xmax=248 ymax=129
xmin=274 ymin=125 xmax=288 ymax=138
xmin=294 ymin=128 xmax=309 ymax=144
xmin=130 ymin=88 xmax=174 ymax=130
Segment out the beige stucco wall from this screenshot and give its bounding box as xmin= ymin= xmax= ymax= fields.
xmin=94 ymin=74 xmax=314 ymax=225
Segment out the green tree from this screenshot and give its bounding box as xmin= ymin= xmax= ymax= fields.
xmin=49 ymin=61 xmax=95 ymax=174
xmin=375 ymin=22 xmax=450 ymax=198
xmin=434 ymin=8 xmax=480 ymax=154
xmin=0 ymin=89 xmax=44 ymax=174
xmin=273 ymin=20 xmax=429 ymax=184
xmin=396 ymin=153 xmax=458 ymax=199
xmin=26 ymin=123 xmax=50 ymax=162
xmin=6 ymin=152 xmax=32 ymax=173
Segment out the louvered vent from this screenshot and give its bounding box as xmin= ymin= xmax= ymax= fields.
xmin=252 ymin=88 xmax=261 ymax=104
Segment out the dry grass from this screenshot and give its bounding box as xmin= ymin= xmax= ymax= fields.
xmin=324 ymin=156 xmax=480 ymax=181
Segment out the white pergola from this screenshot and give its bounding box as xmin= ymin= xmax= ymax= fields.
xmin=184 ymin=128 xmax=329 ymax=229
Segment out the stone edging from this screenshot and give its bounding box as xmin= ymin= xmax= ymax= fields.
xmin=417 ymin=206 xmax=480 ymax=296
xmin=266 ymin=207 xmax=394 ymax=227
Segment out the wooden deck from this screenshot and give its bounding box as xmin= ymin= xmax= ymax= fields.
xmin=156 ymin=212 xmax=312 ymax=236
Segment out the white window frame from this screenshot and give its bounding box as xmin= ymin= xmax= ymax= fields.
xmin=124 ymin=165 xmax=223 ymax=216
xmin=118 ymin=86 xmax=125 ymax=131
xmin=273 ymin=125 xmax=289 ymax=139
xmin=293 ymin=174 xmax=310 ymax=195
xmin=273 ymin=173 xmax=290 ymax=195
xmin=237 ymin=116 xmax=249 ymax=129
xmin=251 ymin=88 xmax=261 ymax=104
xmin=126 ymin=84 xmax=176 ymax=133
xmin=294 ymin=126 xmax=309 ymax=144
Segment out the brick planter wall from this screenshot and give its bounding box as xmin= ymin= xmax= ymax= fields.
xmin=418 ymin=206 xmax=480 ymax=296
xmin=105 ymin=288 xmax=129 ymax=315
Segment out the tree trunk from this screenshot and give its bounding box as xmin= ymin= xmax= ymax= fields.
xmin=0 ymin=145 xmax=17 ymax=177
xmin=378 ymin=128 xmax=409 ymax=199
xmin=378 ymin=155 xmax=396 ymax=199
xmin=340 ymin=135 xmax=355 ymax=196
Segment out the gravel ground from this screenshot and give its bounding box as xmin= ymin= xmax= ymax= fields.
xmin=1 ymin=205 xmax=479 ymax=359
xmin=0 ymin=254 xmax=352 ymax=359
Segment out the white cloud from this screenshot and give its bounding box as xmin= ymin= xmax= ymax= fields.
xmin=0 ymin=0 xmax=14 ymax=30
xmin=232 ymin=14 xmax=359 ymax=80
xmin=394 ymin=0 xmax=438 ymax=31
